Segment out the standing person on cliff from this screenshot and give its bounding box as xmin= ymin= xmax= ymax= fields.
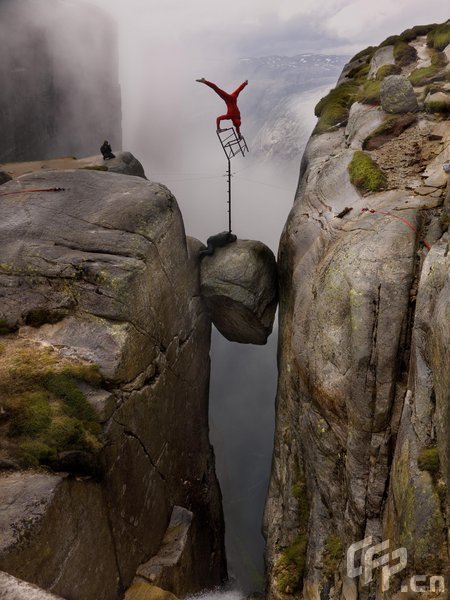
xmin=196 ymin=78 xmax=248 ymax=138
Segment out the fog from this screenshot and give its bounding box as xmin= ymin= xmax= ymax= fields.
xmin=0 ymin=0 xmax=121 ymax=161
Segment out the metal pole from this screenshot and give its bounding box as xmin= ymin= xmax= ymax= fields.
xmin=227 ymin=156 xmax=232 ymax=233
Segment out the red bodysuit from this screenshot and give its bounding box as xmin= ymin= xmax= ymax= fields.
xmin=199 ymin=79 xmax=248 ymax=136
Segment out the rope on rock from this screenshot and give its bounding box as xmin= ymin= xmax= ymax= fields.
xmin=0 ymin=187 xmax=66 ymax=197
xmin=361 ymin=207 xmax=431 ymax=250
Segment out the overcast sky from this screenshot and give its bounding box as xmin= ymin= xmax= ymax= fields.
xmin=87 ymin=0 xmax=449 ymax=57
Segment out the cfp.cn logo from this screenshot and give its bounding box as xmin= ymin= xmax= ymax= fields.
xmin=347 ymin=537 xmax=445 ymax=594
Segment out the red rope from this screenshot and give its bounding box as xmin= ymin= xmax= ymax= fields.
xmin=0 ymin=187 xmax=65 ymax=197
xmin=361 ymin=207 xmax=431 ymax=250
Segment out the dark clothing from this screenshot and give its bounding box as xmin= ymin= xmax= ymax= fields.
xmin=199 ymin=231 xmax=237 ymax=258
xmin=100 ymin=142 xmax=115 ymax=160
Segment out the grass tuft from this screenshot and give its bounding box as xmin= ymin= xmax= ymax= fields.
xmin=348 ymin=151 xmax=387 ymax=193
xmin=418 ymin=447 xmax=440 ymax=475
xmin=275 ymin=534 xmax=308 ymax=594
xmin=0 ymin=319 xmax=15 ymax=335
xmin=314 ymin=83 xmax=359 ymax=134
xmin=0 ymin=340 xmax=103 ymax=472
xmin=323 ymin=534 xmax=344 ymax=578
xmin=409 ymin=65 xmax=440 ymax=86
xmin=393 ymin=41 xmax=417 ymax=66
xmin=346 ymin=63 xmax=371 ymax=80
xmin=427 ymin=23 xmax=450 ymax=51
xmin=349 ymin=46 xmax=376 ymax=63
xmin=355 ymin=80 xmax=381 ymax=104
xmin=274 ymin=478 xmax=310 ymax=593
xmin=375 ymin=64 xmax=401 ymax=80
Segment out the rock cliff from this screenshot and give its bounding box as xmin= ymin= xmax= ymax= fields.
xmin=265 ymin=22 xmax=449 ymax=600
xmin=0 ymin=154 xmax=278 ymax=598
xmin=0 ymin=163 xmax=227 ymax=599
xmin=0 ymin=0 xmax=121 ymax=162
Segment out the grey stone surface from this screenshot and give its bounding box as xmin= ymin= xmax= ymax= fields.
xmin=135 ymin=506 xmax=194 ymax=596
xmin=79 ymin=152 xmax=146 ymax=179
xmin=424 ymin=90 xmax=450 ymax=112
xmin=0 ymin=472 xmax=119 ymax=599
xmin=0 ymin=571 xmax=64 ymax=599
xmin=345 ymin=102 xmax=385 ymax=149
xmin=200 ymin=239 xmax=278 ymax=344
xmin=368 ymin=45 xmax=395 ymax=78
xmin=380 ymin=75 xmax=419 ymax=113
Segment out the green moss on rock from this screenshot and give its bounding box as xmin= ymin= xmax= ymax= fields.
xmin=425 ymin=97 xmax=450 ymax=113
xmin=362 ymin=113 xmax=417 ymax=150
xmin=375 ymin=64 xmax=401 ymax=80
xmin=0 ymin=319 xmax=15 ymax=335
xmin=380 ymin=35 xmax=401 ymax=48
xmin=349 ymin=46 xmax=376 ymax=63
xmin=18 ymin=440 xmax=57 ymax=468
xmin=323 ymin=534 xmax=344 ymax=577
xmin=393 ymin=41 xmax=417 ymax=66
xmin=400 ymin=24 xmax=437 ymax=41
xmin=418 ymin=447 xmax=440 ymax=475
xmin=314 ymin=83 xmax=359 ymax=134
xmin=9 ymin=391 xmax=52 ymax=437
xmin=356 ymin=80 xmax=381 ymax=104
xmin=348 ymin=151 xmax=387 ymax=192
xmin=275 ymin=534 xmax=308 ymax=594
xmin=427 ymin=22 xmax=450 ymax=51
xmin=409 ymin=65 xmax=440 ymax=86
xmin=274 ymin=477 xmax=310 ymax=594
xmin=0 ymin=339 xmax=103 ymax=472
xmin=347 ymin=63 xmax=371 ymax=79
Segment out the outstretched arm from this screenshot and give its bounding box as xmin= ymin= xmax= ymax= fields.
xmin=232 ymin=80 xmax=248 ymax=98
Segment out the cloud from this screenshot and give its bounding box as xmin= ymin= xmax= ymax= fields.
xmin=87 ymin=0 xmax=449 ymax=57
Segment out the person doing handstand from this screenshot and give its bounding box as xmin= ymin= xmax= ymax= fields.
xmin=196 ymin=78 xmax=248 ymax=138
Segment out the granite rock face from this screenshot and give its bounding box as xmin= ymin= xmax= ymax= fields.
xmin=368 ymin=46 xmax=395 ymax=79
xmin=0 ymin=169 xmax=226 ymax=598
xmin=265 ymin=27 xmax=449 ymax=600
xmin=0 ymin=0 xmax=121 ymax=162
xmin=200 ymin=239 xmax=278 ymax=344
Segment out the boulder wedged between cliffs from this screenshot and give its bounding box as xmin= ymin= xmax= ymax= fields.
xmin=200 ymin=239 xmax=278 ymax=345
